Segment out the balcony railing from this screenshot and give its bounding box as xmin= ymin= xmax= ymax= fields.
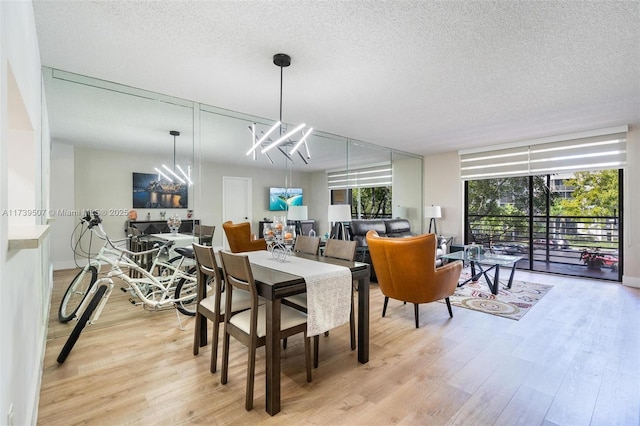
xmin=467 ymin=213 xmax=620 ymax=280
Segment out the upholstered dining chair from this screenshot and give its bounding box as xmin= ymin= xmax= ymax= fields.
xmin=219 ymin=251 xmax=312 ymax=411
xmin=192 ymin=243 xmax=254 ymax=373
xmin=222 ymin=221 xmax=267 ymax=253
xmin=127 ymin=226 xmax=151 ymax=277
xmin=281 ymin=235 xmax=320 ymax=352
xmin=365 ymin=230 xmax=463 ymax=328
xmin=324 ymin=239 xmax=358 ymax=352
xmin=283 ymin=238 xmax=357 ymax=368
xmin=293 ymin=235 xmax=321 ymax=255
xmin=194 ymin=224 xmax=215 ymax=246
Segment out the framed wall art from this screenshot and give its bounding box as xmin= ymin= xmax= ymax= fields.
xmin=132 ymin=172 xmax=188 ymax=209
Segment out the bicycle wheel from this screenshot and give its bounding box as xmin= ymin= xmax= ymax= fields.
xmin=58 ymin=266 xmax=98 ymax=323
xmin=57 ymin=284 xmax=107 ymax=364
xmin=174 ymin=266 xmax=201 ymax=316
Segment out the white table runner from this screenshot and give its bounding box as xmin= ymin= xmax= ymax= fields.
xmin=245 ymin=251 xmax=352 ymax=336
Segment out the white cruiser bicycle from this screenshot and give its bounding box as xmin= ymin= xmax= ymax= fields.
xmin=57 ymin=212 xmax=199 ymax=363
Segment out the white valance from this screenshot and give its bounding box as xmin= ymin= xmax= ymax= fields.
xmin=327 ymin=163 xmax=392 ymax=189
xmin=459 ymin=126 xmax=628 ymax=180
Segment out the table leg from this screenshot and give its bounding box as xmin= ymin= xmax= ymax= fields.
xmin=458 ymin=261 xmax=485 ymax=288
xmin=507 ymin=263 xmax=517 ymax=289
xmin=486 ymin=264 xmax=501 ymax=295
xmin=265 ymin=298 xmax=282 ymax=416
xmin=357 ymin=273 xmax=370 ymax=364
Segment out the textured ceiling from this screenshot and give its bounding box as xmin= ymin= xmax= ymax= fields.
xmin=33 ymin=0 xmax=640 ymax=158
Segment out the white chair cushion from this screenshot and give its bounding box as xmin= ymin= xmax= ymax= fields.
xmin=229 ymin=304 xmax=307 ymax=338
xmin=199 ymin=288 xmax=257 ymax=315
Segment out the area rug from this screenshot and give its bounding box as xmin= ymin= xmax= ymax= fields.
xmin=444 ymin=273 xmax=553 ymax=320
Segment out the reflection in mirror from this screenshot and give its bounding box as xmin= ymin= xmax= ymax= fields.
xmin=345 ymin=140 xmax=393 ymax=219
xmin=392 ymin=151 xmax=424 ymax=233
xmin=198 ymin=103 xmax=351 ymax=240
xmin=46 ymin=68 xmax=195 ymax=267
xmin=46 ymin=68 xmax=422 ymax=269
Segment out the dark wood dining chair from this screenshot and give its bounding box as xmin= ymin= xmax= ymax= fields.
xmin=324 ymin=238 xmax=357 ymax=353
xmin=293 ymin=235 xmax=320 ymax=255
xmin=283 ymin=238 xmax=357 ymax=368
xmin=194 ymin=224 xmax=215 ymax=246
xmin=281 ymin=235 xmax=320 ymax=350
xmin=192 ymin=243 xmax=253 ymax=373
xmin=219 ymin=251 xmax=312 ymax=411
xmin=127 ymin=226 xmax=151 ymax=277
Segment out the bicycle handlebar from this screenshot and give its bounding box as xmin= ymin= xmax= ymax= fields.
xmin=80 ymin=210 xmax=179 ymax=258
xmin=80 ymin=210 xmax=102 ymax=229
xmin=87 ymin=213 xmax=174 ymax=257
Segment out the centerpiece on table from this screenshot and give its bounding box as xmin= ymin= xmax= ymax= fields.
xmin=264 ymin=217 xmax=295 ymax=262
xmin=167 ymin=215 xmax=181 ymax=235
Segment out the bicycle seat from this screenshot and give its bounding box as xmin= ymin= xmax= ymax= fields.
xmin=174 ymin=247 xmax=195 ymax=259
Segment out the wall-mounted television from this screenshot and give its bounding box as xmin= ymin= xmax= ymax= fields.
xmin=269 ymin=187 xmax=303 ymax=211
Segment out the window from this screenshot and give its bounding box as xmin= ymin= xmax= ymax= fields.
xmin=328 ymin=164 xmax=393 ymax=218
xmin=465 ymin=170 xmax=622 ymax=281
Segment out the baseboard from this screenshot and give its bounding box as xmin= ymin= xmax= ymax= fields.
xmin=53 ymin=260 xmax=85 ymax=271
xmin=622 ymin=275 xmax=640 ymax=288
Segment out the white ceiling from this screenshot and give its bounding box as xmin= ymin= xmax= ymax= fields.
xmin=33 ymin=0 xmax=640 ymax=159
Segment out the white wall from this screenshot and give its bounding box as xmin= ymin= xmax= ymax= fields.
xmin=0 ymin=2 xmax=50 ymax=425
xmin=50 ymin=143 xmax=75 ymax=268
xmin=423 ymin=131 xmax=640 ymax=287
xmin=392 ymin=156 xmax=423 ymax=232
xmin=622 ymin=123 xmax=640 ymax=287
xmin=424 ymin=151 xmax=463 ymax=242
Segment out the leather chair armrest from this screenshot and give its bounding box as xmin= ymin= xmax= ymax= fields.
xmin=433 ymin=260 xmax=463 ymax=298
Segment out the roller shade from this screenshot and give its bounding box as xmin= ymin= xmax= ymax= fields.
xmin=460 ymin=127 xmax=627 ymax=180
xmin=327 ymin=164 xmax=393 ymax=189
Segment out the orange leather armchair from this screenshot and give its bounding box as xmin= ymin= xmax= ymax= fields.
xmin=222 ymin=221 xmax=267 ymax=253
xmin=366 ymin=230 xmax=463 ymax=328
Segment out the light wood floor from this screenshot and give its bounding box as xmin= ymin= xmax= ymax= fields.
xmin=38 ymin=268 xmax=640 ymax=425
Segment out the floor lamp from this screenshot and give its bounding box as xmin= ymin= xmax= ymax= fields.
xmin=287 ymin=205 xmax=308 ymax=237
xmin=328 ymin=204 xmax=351 ymax=240
xmin=424 ymin=205 xmax=442 ymax=235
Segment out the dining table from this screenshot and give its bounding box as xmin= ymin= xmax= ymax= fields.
xmin=200 ymin=249 xmax=370 ymax=416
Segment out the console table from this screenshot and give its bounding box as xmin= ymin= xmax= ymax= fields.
xmin=125 ymin=219 xmax=199 ymax=236
xmin=258 ymin=219 xmax=316 ymax=238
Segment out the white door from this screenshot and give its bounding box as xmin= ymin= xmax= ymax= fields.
xmin=222 ymin=176 xmax=252 ymax=250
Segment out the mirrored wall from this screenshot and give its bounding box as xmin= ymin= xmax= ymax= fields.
xmin=45 ymin=68 xmax=423 ymax=265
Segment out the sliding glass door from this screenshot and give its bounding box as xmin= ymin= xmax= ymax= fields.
xmin=465 ymin=169 xmax=622 ymax=281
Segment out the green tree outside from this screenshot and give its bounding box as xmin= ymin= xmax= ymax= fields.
xmin=351 ymin=187 xmax=392 ymax=218
xmin=467 ymin=170 xmax=619 ymax=245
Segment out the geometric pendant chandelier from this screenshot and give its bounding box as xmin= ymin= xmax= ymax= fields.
xmin=154 ymin=130 xmax=193 ymax=186
xmin=246 ymin=53 xmax=313 ymax=164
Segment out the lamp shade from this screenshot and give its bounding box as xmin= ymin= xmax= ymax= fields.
xmin=424 ymin=205 xmax=442 ymax=219
xmin=395 ymin=206 xmax=407 ymax=218
xmin=287 ymin=205 xmax=308 ymax=221
xmin=328 ymin=204 xmax=352 ymax=222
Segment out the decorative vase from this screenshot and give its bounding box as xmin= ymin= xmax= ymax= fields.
xmin=266 ymin=223 xmax=295 ymax=262
xmin=167 ymin=215 xmax=181 ymax=235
